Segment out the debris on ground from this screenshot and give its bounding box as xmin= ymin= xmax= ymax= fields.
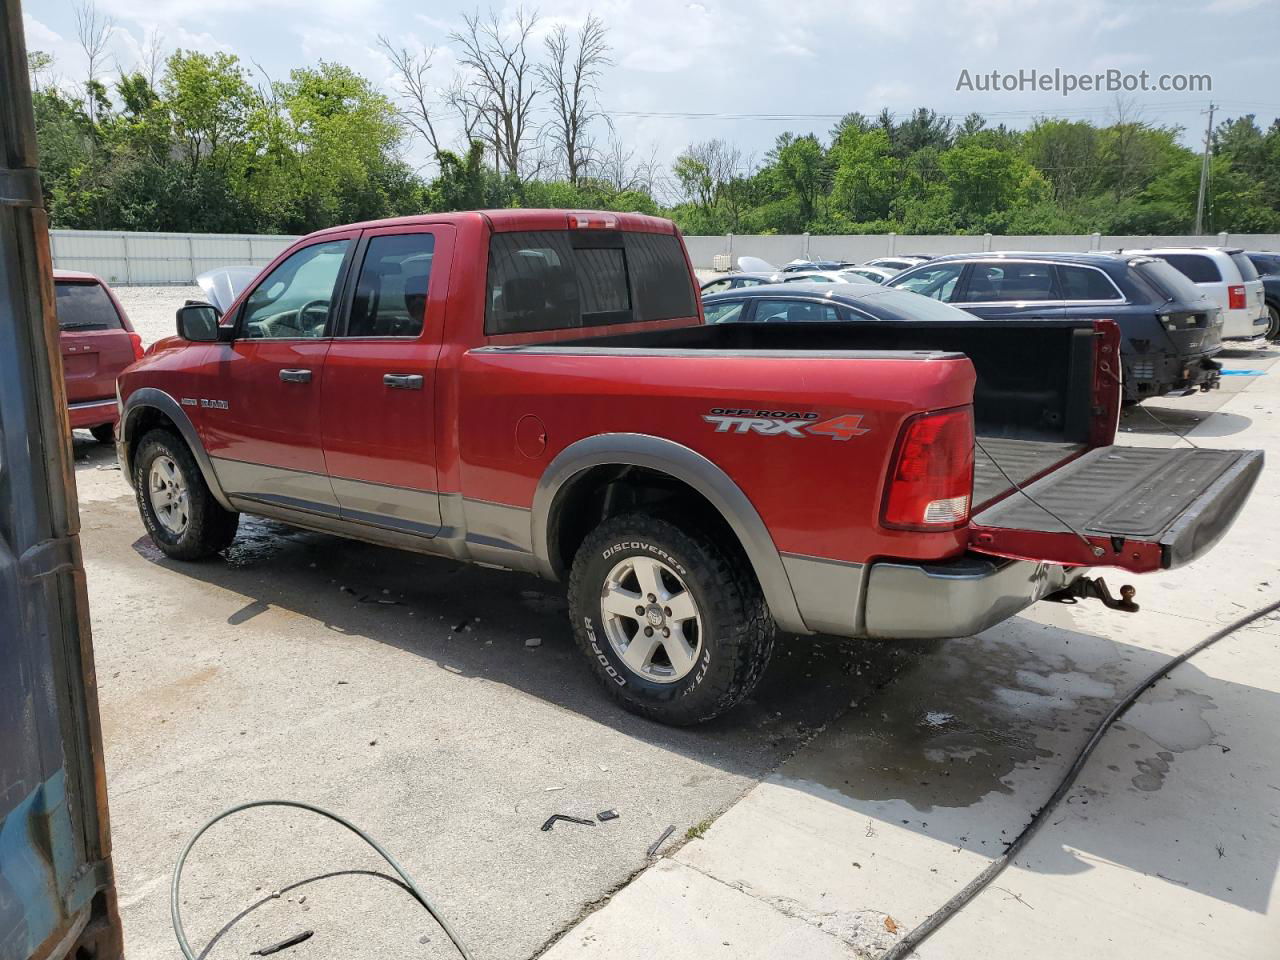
xmin=541 ymin=814 xmax=595 ymax=831
xmin=647 ymin=824 xmax=676 ymax=857
xmin=251 ymin=929 xmax=314 ymax=956
xmin=597 ymin=809 xmax=619 ymax=821
xmin=883 ymin=916 xmax=899 ymax=934
xmin=525 ymin=637 xmax=542 ymax=648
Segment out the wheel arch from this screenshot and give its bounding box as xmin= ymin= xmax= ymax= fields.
xmin=532 ymin=433 xmax=810 ymax=634
xmin=120 ymin=388 xmax=232 ymax=510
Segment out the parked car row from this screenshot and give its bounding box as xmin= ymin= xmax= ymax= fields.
xmin=703 ymin=245 xmax=1279 ymax=404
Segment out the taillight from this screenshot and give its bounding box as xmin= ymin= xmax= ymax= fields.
xmin=1228 ymin=284 xmax=1246 ymax=310
xmin=128 ymin=332 xmax=144 ymax=360
xmin=567 ymin=211 xmax=619 ymax=229
xmin=882 ymin=407 xmax=974 ymax=530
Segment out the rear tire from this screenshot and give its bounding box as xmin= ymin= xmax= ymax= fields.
xmin=89 ymin=423 xmax=115 ymax=444
xmin=568 ymin=512 xmax=775 ymax=725
xmin=133 ymin=429 xmax=239 ymax=560
xmin=1266 ymin=303 xmax=1280 ymax=341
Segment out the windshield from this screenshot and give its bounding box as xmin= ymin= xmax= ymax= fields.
xmin=1133 ymin=260 xmax=1205 ymax=303
xmin=55 ymin=281 xmax=123 ymax=330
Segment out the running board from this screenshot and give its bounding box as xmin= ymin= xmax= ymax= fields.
xmin=969 ymin=445 xmax=1263 ymax=572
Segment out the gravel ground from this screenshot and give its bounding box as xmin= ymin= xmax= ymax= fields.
xmin=113 ymin=285 xmax=201 ymax=346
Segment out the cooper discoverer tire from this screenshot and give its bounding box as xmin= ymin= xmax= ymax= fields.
xmin=133 ymin=428 xmax=239 ymax=560
xmin=568 ymin=512 xmax=775 ymax=725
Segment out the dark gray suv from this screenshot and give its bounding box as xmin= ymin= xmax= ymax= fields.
xmin=886 ymin=252 xmax=1223 ymax=403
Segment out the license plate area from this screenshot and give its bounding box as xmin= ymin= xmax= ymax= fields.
xmin=969 ymin=445 xmax=1262 ymax=572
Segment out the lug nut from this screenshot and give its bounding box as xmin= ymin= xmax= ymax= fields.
xmin=664 ymin=606 xmax=672 ymax=617
xmin=644 ymin=627 xmax=654 ymax=637
xmin=646 ymin=593 xmax=656 ymax=602
xmin=662 ymin=627 xmax=670 ymax=638
xmin=635 ymin=605 xmax=645 ymax=616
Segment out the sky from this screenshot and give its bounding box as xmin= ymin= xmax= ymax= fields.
xmin=23 ymin=0 xmax=1280 ymax=196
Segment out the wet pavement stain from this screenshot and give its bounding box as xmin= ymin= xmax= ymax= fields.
xmin=778 ymin=628 xmax=1128 ymax=812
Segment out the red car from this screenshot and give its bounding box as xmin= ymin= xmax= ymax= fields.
xmin=54 ymin=269 xmax=144 ymax=442
xmin=114 ymin=210 xmax=1262 ymax=724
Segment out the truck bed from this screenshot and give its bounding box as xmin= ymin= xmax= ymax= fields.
xmin=974 ymin=438 xmax=1086 ymax=508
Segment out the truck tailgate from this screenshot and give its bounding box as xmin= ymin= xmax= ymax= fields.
xmin=969 ymin=445 xmax=1263 ymax=572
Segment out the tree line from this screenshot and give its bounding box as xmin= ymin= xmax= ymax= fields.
xmin=29 ymin=3 xmax=1280 ymax=238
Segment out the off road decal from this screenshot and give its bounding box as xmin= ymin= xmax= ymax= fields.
xmin=703 ymin=408 xmax=869 ymax=440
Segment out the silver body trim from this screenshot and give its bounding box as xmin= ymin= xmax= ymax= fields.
xmin=862 ymin=555 xmax=1085 ymax=640
xmin=780 ymin=553 xmax=866 ymax=636
xmin=330 ymin=475 xmax=441 ymax=532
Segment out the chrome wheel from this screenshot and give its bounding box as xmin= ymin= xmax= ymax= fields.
xmin=148 ymin=455 xmax=190 ymax=536
xmin=600 ymin=555 xmax=702 ymax=683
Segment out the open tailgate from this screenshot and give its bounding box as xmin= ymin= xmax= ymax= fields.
xmin=969 ymin=445 xmax=1263 ymax=572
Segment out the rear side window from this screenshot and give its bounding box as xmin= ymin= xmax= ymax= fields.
xmin=703 ymin=300 xmax=745 ymax=323
xmin=753 ymin=299 xmax=841 ymax=323
xmin=485 ymin=230 xmax=694 ymax=335
xmin=1160 ymin=254 xmax=1221 ymax=283
xmin=55 ymin=282 xmax=123 ymax=330
xmin=960 ymin=263 xmax=1056 ymax=302
xmin=347 ymin=233 xmax=435 ymax=338
xmin=894 ymin=263 xmax=963 ymax=301
xmin=1248 ymin=253 xmax=1280 ymax=276
xmin=1058 ymin=266 xmax=1122 ymax=301
xmin=1229 ymin=252 xmax=1259 ymax=282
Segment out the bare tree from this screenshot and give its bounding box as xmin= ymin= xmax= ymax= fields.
xmin=73 ymin=0 xmax=115 ymax=125
xmin=450 ymin=7 xmax=540 ymax=179
xmin=537 ymin=15 xmax=610 ymax=184
xmin=597 ymin=131 xmax=637 ymax=191
xmin=378 ymin=35 xmax=448 ymax=167
xmin=672 ymin=139 xmax=742 ymax=214
xmin=142 ymin=28 xmax=165 ymax=91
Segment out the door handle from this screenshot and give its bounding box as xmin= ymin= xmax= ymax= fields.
xmin=383 ymin=374 xmax=424 ymax=390
xmin=280 ymin=368 xmax=312 ymax=383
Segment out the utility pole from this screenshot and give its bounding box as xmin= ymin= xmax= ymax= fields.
xmin=1193 ymin=101 xmax=1215 ymax=236
xmin=0 ymin=1 xmax=123 ymax=957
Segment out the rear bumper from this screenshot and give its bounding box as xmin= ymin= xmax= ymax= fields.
xmin=1222 ymin=308 xmax=1269 ymax=340
xmin=67 ymin=398 xmax=118 ymax=429
xmin=861 ymin=555 xmax=1085 ymax=640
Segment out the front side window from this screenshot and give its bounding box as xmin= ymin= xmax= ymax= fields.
xmin=895 ymin=263 xmax=963 ymax=301
xmin=241 ymin=239 xmax=350 ymax=339
xmin=701 ymin=279 xmax=731 ymax=295
xmin=1160 ymin=254 xmax=1221 ymax=284
xmin=55 ymin=282 xmax=123 ymax=330
xmin=753 ymin=299 xmax=841 ymax=323
xmin=347 ymin=233 xmax=435 ymax=338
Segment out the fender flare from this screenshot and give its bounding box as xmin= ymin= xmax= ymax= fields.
xmin=531 ymin=433 xmax=810 ymax=634
xmin=119 ymin=387 xmax=233 ymax=510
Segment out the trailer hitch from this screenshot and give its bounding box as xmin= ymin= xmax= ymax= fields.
xmin=1046 ymin=576 xmax=1139 ymax=613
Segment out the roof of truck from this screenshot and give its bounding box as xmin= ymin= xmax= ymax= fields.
xmin=309 ymin=209 xmax=679 ymax=238
xmin=52 ymin=268 xmax=102 ymax=282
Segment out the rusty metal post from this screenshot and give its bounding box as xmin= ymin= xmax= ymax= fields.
xmin=0 ymin=1 xmax=123 ymax=958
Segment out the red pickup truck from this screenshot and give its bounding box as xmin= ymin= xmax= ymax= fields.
xmin=116 ymin=210 xmax=1262 ymax=724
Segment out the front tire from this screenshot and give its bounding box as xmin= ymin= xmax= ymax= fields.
xmin=568 ymin=513 xmax=775 ymax=725
xmin=133 ymin=429 xmax=239 ymax=560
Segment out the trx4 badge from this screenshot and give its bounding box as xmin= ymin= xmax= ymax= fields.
xmin=703 ymin=408 xmax=869 ymax=440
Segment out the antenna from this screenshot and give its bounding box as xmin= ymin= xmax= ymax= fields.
xmin=1193 ymin=102 xmax=1215 ymax=236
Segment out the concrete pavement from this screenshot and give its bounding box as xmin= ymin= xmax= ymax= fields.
xmin=541 ymin=342 xmax=1280 ymax=959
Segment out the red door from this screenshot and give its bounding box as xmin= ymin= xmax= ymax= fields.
xmin=201 ymin=233 xmax=356 ymax=512
xmin=319 ymin=225 xmax=455 ymax=535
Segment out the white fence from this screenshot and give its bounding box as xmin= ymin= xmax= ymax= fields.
xmin=686 ymin=232 xmax=1280 ymax=270
xmin=49 ymin=230 xmax=297 ymax=285
xmin=48 ymin=228 xmax=1280 ymax=283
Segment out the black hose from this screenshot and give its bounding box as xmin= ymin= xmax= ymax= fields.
xmin=171 ymin=799 xmax=474 ymax=960
xmin=880 ymin=596 xmax=1280 ymax=960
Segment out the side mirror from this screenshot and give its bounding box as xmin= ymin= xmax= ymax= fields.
xmin=176 ymin=301 xmax=224 ymax=342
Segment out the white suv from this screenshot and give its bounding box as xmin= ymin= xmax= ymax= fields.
xmin=1123 ymin=247 xmax=1268 ymax=340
